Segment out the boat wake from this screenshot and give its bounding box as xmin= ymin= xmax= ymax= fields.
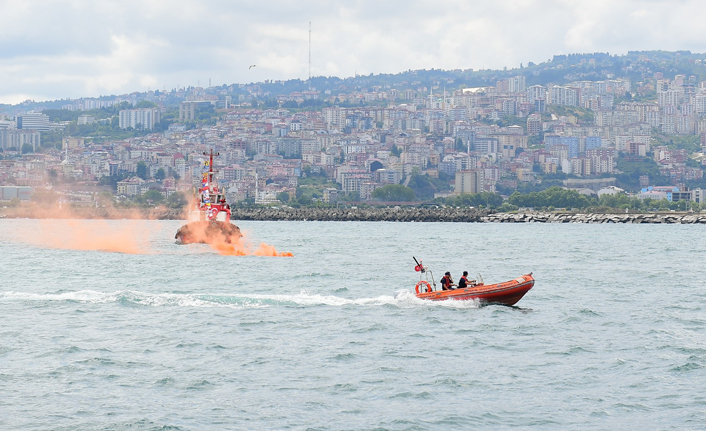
xmin=0 ymin=289 xmax=481 ymax=309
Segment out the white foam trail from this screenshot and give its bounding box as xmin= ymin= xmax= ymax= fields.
xmin=0 ymin=290 xmax=116 ymax=303
xmin=0 ymin=289 xmax=481 ymax=309
xmin=389 ymin=289 xmax=482 ymax=309
xmin=0 ymin=290 xmax=266 ymax=309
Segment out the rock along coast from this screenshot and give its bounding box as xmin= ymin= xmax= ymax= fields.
xmin=481 ymin=212 xmax=706 ymax=224
xmin=231 ymin=207 xmax=490 ymax=222
xmin=3 ymin=205 xmax=706 ymax=224
xmin=231 ymin=208 xmax=706 ymax=224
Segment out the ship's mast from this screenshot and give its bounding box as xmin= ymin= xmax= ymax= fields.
xmin=203 ymin=149 xmax=219 ymax=188
xmin=209 ymin=150 xmax=214 ymax=185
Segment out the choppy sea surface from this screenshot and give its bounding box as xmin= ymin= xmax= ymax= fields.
xmin=1 ymin=219 xmax=705 ymax=430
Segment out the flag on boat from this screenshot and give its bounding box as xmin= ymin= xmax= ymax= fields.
xmin=412 ymin=257 xmax=425 ymax=273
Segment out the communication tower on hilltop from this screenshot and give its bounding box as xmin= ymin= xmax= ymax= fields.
xmin=308 ymin=21 xmax=312 ymax=90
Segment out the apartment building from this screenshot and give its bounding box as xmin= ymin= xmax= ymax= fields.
xmin=16 ymin=112 xmax=50 ymax=131
xmin=119 ymin=108 xmax=161 ymax=130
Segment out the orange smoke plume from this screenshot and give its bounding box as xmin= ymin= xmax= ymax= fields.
xmin=211 ymin=238 xmax=294 ymax=257
xmin=4 ymin=198 xmax=177 ymax=221
xmin=5 ymin=199 xmax=291 ymax=256
xmin=23 ymin=219 xmax=157 ymax=254
xmin=4 ymin=199 xmax=168 ymax=254
xmin=177 ymin=220 xmax=292 ymax=257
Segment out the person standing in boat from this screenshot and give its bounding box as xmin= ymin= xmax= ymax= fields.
xmin=440 ymin=272 xmax=455 ymax=290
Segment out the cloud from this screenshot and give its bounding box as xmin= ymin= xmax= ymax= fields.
xmin=1 ymin=0 xmax=706 ymax=104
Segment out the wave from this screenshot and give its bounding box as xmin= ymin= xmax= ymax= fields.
xmin=0 ymin=289 xmax=481 ymax=309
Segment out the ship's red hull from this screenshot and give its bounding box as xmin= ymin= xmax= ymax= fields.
xmin=174 ymin=220 xmax=242 ymax=245
xmin=415 ymin=274 xmax=534 ymax=306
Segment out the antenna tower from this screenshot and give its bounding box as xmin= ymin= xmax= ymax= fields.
xmin=308 ymin=21 xmax=312 ymax=90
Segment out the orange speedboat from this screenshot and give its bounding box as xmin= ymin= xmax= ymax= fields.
xmin=412 ymin=258 xmax=534 ymax=306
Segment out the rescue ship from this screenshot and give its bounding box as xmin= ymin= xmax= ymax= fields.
xmin=174 ymin=150 xmax=242 ymax=245
xmin=412 ymin=258 xmax=534 ymax=306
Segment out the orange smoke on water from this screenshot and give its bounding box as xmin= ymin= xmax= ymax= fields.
xmin=178 ymin=217 xmax=293 ymax=257
xmin=31 ymin=219 xmax=156 ymax=254
xmin=253 ymin=243 xmax=294 ymax=257
xmin=205 ymin=233 xmax=293 ymax=257
xmin=10 ymin=200 xmax=291 ymax=256
xmin=3 ymin=201 xmax=159 ymax=254
xmin=212 ymin=241 xmax=294 ymax=257
xmin=10 ymin=199 xmax=170 ymax=221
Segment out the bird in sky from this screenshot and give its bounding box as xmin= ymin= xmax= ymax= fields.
xmin=249 ymin=65 xmax=256 ymax=69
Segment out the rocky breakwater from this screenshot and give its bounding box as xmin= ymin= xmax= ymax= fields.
xmin=482 ymin=212 xmax=706 ymax=224
xmin=231 ymin=206 xmax=491 ymax=222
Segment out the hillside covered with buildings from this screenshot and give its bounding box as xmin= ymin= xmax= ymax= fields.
xmin=2 ymin=50 xmax=706 ymax=210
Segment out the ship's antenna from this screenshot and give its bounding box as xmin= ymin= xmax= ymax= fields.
xmin=204 ymin=149 xmax=219 ymax=185
xmin=308 ymin=21 xmax=312 ymax=91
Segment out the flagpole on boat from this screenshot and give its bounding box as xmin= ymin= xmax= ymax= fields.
xmin=413 ymin=256 xmax=436 ymax=289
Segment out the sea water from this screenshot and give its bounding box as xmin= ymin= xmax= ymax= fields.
xmin=1 ymin=219 xmax=705 ymax=430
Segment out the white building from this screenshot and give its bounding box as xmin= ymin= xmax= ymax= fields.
xmin=508 ymin=75 xmax=526 ymax=93
xmin=0 ymin=129 xmax=41 ymax=151
xmin=119 ymin=108 xmax=161 ymax=130
xmin=77 ymin=115 xmax=96 ymax=125
xmin=454 ymin=169 xmax=484 ymax=194
xmin=694 ymin=93 xmax=706 ymax=114
xmin=116 ymin=176 xmax=146 ymax=196
xmin=526 ymin=85 xmax=546 ymax=102
xmin=16 ymin=112 xmax=50 ymax=131
xmin=547 ymin=86 xmax=578 ymax=107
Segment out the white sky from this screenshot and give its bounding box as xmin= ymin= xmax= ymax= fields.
xmin=1 ymin=0 xmax=705 ymax=104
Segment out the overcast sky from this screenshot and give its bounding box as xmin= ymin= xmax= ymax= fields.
xmin=1 ymin=0 xmax=706 ymax=105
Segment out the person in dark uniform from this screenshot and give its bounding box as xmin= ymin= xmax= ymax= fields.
xmin=458 ymin=271 xmax=471 ymax=289
xmin=440 ymin=271 xmax=455 ymax=290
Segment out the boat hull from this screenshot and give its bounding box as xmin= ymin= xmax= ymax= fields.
xmin=415 ymin=274 xmax=534 ymax=306
xmin=175 ymin=220 xmax=242 ymax=245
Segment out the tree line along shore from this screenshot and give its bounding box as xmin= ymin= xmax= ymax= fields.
xmin=2 ymin=205 xmax=706 ymax=224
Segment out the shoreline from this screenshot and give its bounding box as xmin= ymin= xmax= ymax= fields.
xmin=2 ymin=206 xmax=706 ymax=223
xmin=481 ymin=212 xmax=706 ymax=224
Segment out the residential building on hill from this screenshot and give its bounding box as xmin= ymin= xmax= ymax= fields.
xmin=119 ymin=108 xmax=161 ymax=130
